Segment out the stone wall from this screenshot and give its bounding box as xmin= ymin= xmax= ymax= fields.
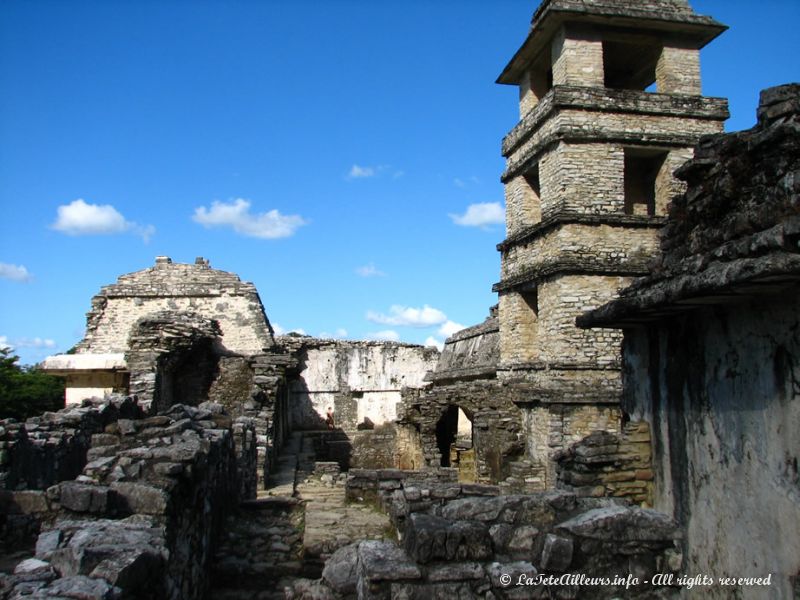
xmin=0 ymin=401 xmax=257 ymax=600
xmin=286 ymin=338 xmax=438 ymax=430
xmin=580 ymin=84 xmax=800 ymax=599
xmin=332 ymin=472 xmax=684 ymax=600
xmin=398 ymin=382 xmax=525 ymax=483
xmin=555 ymin=421 xmax=653 ymax=505
xmin=75 ymin=257 xmax=274 ymax=356
xmin=429 ymin=310 xmax=498 ymax=383
xmin=0 ymin=397 xmax=141 ymax=491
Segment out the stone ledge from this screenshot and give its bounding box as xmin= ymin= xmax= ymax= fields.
xmin=497 ymin=213 xmax=665 ymax=253
xmin=502 ymin=85 xmax=729 ymax=157
xmin=493 ymin=257 xmax=651 ymax=293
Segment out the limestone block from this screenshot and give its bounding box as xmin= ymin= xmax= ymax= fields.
xmin=357 ymin=540 xmax=422 ymax=582
xmin=322 ymin=542 xmax=360 ymax=595
xmin=59 ymin=483 xmax=114 ymax=515
xmin=556 ymin=505 xmax=680 ymax=542
xmin=403 ymin=513 xmax=491 ymax=563
xmin=540 ymin=534 xmax=573 ymax=572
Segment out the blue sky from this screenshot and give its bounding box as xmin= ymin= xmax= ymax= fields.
xmin=1 ymin=0 xmax=798 ymax=365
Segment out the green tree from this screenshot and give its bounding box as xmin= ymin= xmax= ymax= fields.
xmin=0 ymin=347 xmax=65 ymax=420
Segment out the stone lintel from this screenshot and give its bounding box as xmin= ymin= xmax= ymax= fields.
xmin=497 ymin=214 xmax=664 ymax=253
xmin=427 ymin=366 xmax=498 ymax=384
xmin=493 ymin=259 xmax=651 ymax=293
xmin=496 ymin=377 xmax=621 ymax=406
xmin=502 ymin=86 xmax=729 ymax=158
xmin=578 ymin=254 xmax=800 ymax=329
xmin=40 ymin=353 xmax=128 ymax=374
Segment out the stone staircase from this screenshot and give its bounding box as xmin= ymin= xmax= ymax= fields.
xmin=209 ymin=430 xmax=392 ymax=598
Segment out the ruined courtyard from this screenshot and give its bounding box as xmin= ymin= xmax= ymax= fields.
xmin=1 ymin=0 xmax=799 ymax=599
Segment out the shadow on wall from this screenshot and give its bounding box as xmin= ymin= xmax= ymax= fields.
xmin=154 ymin=340 xmax=220 ymax=414
xmin=288 ymin=375 xmax=353 ymax=470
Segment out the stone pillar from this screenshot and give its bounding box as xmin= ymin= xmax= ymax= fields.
xmin=656 ymin=46 xmax=701 ymax=95
xmin=551 ymin=27 xmax=604 ymax=88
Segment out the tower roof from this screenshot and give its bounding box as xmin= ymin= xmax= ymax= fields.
xmin=498 ymin=0 xmax=726 ymax=85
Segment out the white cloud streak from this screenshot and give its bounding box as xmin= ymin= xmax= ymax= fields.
xmin=366 ymin=330 xmax=400 ymax=342
xmin=14 ymin=337 xmax=56 ymax=349
xmin=193 ymin=199 xmax=306 ymax=239
xmin=438 ymin=320 xmax=465 ymax=338
xmin=366 ymin=305 xmax=447 ymax=328
xmin=52 ymin=199 xmax=155 ymax=242
xmin=449 ymin=202 xmax=505 ymax=228
xmin=356 ymin=263 xmax=386 ymax=278
xmin=346 ymin=164 xmax=403 ymax=181
xmin=424 ymin=336 xmax=444 ymax=351
xmin=0 ymin=262 xmax=31 ymax=282
xmin=347 ymin=164 xmax=376 ymax=179
xmin=271 ymin=323 xmax=307 ymax=336
xmin=319 ymin=328 xmax=348 ymax=339
xmin=0 ymin=336 xmax=10 ymax=350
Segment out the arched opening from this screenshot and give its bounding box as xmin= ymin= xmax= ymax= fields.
xmin=435 ymin=405 xmax=476 ymax=482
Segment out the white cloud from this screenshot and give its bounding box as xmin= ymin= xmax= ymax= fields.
xmin=15 ymin=337 xmax=57 ymax=349
xmin=347 ymin=164 xmax=376 ymax=179
xmin=193 ymin=199 xmax=306 ymax=239
xmin=366 ymin=304 xmax=447 ymax=328
xmin=0 ymin=262 xmax=31 ymax=282
xmin=366 ymin=330 xmax=400 ymax=342
xmin=438 ymin=320 xmax=465 ymax=338
xmin=271 ymin=323 xmax=307 ymax=336
xmin=356 ymin=263 xmax=386 ymax=278
xmin=0 ymin=336 xmax=10 ymax=350
xmin=52 ymin=199 xmax=154 ymax=242
xmin=346 ymin=164 xmax=403 ymax=181
xmin=449 ymin=202 xmax=505 ymax=228
xmin=424 ymin=336 xmax=444 ymax=351
xmin=319 ymin=328 xmax=348 ymax=340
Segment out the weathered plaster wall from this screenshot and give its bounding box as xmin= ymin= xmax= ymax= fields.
xmin=288 ymin=340 xmax=438 ymax=430
xmin=76 ymin=257 xmax=274 ymax=356
xmin=621 ymin=292 xmax=800 ymax=598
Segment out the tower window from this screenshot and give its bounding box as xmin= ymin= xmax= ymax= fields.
xmin=519 ymin=164 xmax=542 ymax=225
xmin=624 ymin=148 xmax=668 ymax=216
xmin=603 ymin=40 xmax=661 ymax=91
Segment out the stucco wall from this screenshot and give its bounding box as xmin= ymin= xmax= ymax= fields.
xmin=622 ymin=289 xmax=800 ymax=599
xmin=289 ymin=341 xmax=438 ymax=430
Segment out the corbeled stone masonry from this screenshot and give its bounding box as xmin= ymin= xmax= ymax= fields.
xmin=42 ymin=256 xmax=277 ymax=406
xmin=580 ymin=83 xmax=800 ymax=599
xmin=488 ymin=0 xmax=730 ymax=489
xmin=77 ymin=256 xmax=274 ymax=355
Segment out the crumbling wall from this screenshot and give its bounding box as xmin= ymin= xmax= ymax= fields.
xmin=0 ymin=402 xmax=257 ymax=600
xmin=555 ymin=421 xmax=653 ymax=505
xmin=333 ymin=470 xmax=684 ymax=599
xmin=398 ymin=382 xmax=525 ymax=483
xmin=125 ymin=311 xmax=222 ymax=413
xmin=0 ymin=397 xmax=141 ymax=492
xmin=76 ymin=256 xmax=274 ymax=356
xmin=579 ymin=84 xmax=800 ymax=599
xmin=286 ymin=338 xmax=438 ymax=431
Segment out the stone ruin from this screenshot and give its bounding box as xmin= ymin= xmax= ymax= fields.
xmin=579 ymin=83 xmax=800 ymax=599
xmin=2 ymin=0 xmax=798 ymax=598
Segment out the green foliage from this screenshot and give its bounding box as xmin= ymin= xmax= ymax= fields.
xmin=0 ymin=348 xmax=65 ymax=420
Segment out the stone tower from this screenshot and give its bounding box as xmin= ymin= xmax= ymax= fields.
xmin=493 ymin=0 xmax=729 ymax=486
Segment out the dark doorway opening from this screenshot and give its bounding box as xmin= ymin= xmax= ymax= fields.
xmin=435 ymin=405 xmax=459 ymax=467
